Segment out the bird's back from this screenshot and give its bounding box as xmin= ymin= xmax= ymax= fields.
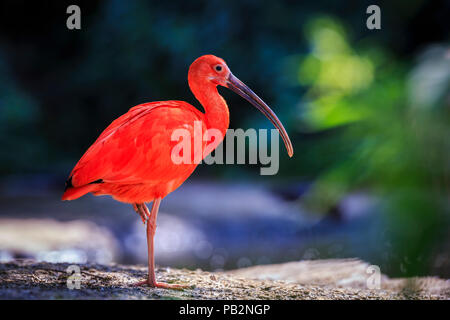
xmin=63 ymin=101 xmax=207 ymax=203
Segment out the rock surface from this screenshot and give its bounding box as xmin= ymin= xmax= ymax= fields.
xmin=0 ymin=259 xmax=448 ymax=299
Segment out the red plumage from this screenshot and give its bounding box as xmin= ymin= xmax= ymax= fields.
xmin=62 ymin=101 xmax=208 ymax=203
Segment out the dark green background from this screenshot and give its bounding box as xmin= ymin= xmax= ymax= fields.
xmin=0 ymin=0 xmax=449 ymax=277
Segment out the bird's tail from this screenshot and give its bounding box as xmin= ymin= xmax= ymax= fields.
xmin=62 ymin=184 xmax=98 ymax=201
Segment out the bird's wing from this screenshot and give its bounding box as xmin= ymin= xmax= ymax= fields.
xmin=68 ymin=101 xmax=206 ymax=188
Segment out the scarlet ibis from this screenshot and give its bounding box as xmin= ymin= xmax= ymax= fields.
xmin=62 ymin=55 xmax=293 ymax=289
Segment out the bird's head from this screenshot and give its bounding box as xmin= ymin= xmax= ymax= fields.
xmin=189 ymin=54 xmax=293 ymax=158
xmin=188 ymin=54 xmax=231 ymax=87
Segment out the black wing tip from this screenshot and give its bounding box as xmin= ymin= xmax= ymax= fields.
xmin=65 ymin=177 xmax=103 ymax=191
xmin=89 ymin=179 xmax=104 ymax=185
xmin=64 ymin=177 xmax=73 ymax=191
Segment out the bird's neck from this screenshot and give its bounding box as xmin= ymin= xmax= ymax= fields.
xmin=191 ymin=82 xmax=230 ymax=137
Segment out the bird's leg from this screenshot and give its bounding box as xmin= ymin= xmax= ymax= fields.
xmin=133 ymin=203 xmax=149 ymax=224
xmin=134 ymin=198 xmax=187 ymax=290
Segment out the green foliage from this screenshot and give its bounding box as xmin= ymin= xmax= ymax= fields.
xmin=296 ymin=17 xmax=449 ymax=275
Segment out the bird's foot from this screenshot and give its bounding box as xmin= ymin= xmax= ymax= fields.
xmin=133 ymin=279 xmax=187 ymax=290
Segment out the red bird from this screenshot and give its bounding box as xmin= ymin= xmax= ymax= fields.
xmin=62 ymin=55 xmax=293 ymax=289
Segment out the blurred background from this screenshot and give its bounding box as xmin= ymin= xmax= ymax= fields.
xmin=0 ymin=0 xmax=449 ymax=278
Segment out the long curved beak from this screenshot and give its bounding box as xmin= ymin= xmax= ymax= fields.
xmin=226 ymin=73 xmax=293 ymax=157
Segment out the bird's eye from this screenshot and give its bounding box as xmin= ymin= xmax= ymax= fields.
xmin=214 ymin=65 xmax=223 ymax=72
